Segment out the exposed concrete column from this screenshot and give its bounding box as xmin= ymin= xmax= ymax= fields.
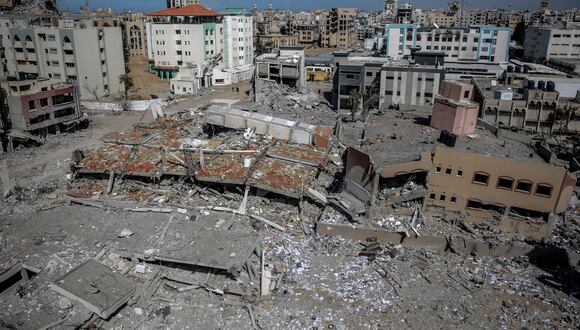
xmin=537 ymin=103 xmax=543 ymax=131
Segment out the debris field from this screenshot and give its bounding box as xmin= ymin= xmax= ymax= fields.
xmin=0 ymin=84 xmax=578 ymax=329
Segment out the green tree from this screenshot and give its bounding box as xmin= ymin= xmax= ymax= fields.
xmin=118 ymin=73 xmax=134 ymax=99
xmin=349 ymin=89 xmax=360 ymax=121
xmin=512 ymin=20 xmax=526 ymax=45
xmin=255 ymin=34 xmax=267 ymax=57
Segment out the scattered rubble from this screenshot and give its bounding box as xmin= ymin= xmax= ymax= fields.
xmin=0 ymin=82 xmax=578 ymax=329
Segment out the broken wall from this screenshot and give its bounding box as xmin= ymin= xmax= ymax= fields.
xmin=379 ymin=151 xmax=433 ymax=179
xmin=345 ymin=147 xmax=378 ymax=204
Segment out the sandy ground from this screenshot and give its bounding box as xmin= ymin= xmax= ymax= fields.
xmin=127 ymin=55 xmax=170 ymax=99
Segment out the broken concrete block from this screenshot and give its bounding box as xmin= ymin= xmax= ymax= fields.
xmin=135 ymin=264 xmax=146 ymax=274
xmin=58 ymin=297 xmax=72 ymax=310
xmin=51 ymin=259 xmax=137 ymax=319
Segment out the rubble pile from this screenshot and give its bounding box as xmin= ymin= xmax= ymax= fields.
xmin=0 ymin=82 xmax=578 ymax=328
xmin=252 ymin=81 xmax=335 ymax=114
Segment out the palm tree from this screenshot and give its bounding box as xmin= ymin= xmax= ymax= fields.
xmin=119 ymin=73 xmax=134 ymax=99
xmin=349 ymin=89 xmax=360 ymax=121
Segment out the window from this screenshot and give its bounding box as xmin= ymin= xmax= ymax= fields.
xmin=47 ymin=34 xmax=56 ymax=41
xmin=28 ymin=100 xmax=36 ymax=110
xmin=445 ymin=168 xmax=452 ymax=175
xmin=496 ymin=177 xmax=514 ymax=190
xmin=440 ymin=194 xmax=446 ymax=201
xmin=450 ymin=196 xmax=456 ymax=203
xmin=39 ymin=98 xmax=48 ymax=108
xmin=436 ymin=166 xmax=441 ymax=173
xmin=472 ymin=172 xmax=489 ymax=185
xmin=429 ymin=193 xmax=436 ymax=199
xmin=464 ymin=91 xmax=470 ymax=99
xmin=457 ymin=170 xmax=463 ymax=177
xmin=535 ymin=184 xmax=553 ymax=197
xmin=515 ymin=180 xmax=533 ymax=193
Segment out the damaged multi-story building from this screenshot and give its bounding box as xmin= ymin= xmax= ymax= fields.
xmin=340 ymin=107 xmax=576 ymax=238
xmin=319 ymin=8 xmax=357 ymax=49
xmin=0 ymin=14 xmax=126 ymax=100
xmin=254 ymin=46 xmax=306 ymax=101
xmin=0 ymin=77 xmax=84 ymax=150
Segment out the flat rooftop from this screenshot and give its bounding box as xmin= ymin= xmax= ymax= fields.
xmin=472 ymin=77 xmax=525 ymax=100
xmin=346 ymin=111 xmax=546 ymax=168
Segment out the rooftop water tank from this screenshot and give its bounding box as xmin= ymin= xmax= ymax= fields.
xmin=538 ymin=80 xmax=546 ymax=91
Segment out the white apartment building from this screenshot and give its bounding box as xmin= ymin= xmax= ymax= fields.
xmin=383 ymin=24 xmax=511 ymax=63
xmin=167 ymin=0 xmax=198 ymax=8
xmin=146 ymin=4 xmax=253 ymax=89
xmin=0 ymin=17 xmax=126 ymax=100
xmin=146 ymin=4 xmax=223 ymax=81
xmin=221 ymin=8 xmax=253 ymax=70
xmin=524 ymin=23 xmax=580 ymax=62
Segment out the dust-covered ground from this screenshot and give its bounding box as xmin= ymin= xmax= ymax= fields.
xmin=0 ymin=107 xmax=578 ymax=329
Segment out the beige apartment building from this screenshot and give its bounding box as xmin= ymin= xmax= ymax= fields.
xmin=0 ymin=17 xmax=126 ymax=100
xmin=320 ymin=8 xmax=357 ymax=49
xmin=428 ymin=146 xmax=575 ymax=215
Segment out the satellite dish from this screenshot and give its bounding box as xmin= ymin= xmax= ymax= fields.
xmin=433 ymin=22 xmax=440 ymax=29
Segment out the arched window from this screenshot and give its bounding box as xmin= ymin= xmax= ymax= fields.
xmin=13 ymin=35 xmax=20 ymax=42
xmin=472 ymin=172 xmax=490 ymax=186
xmin=25 ymin=35 xmax=32 ymax=42
xmin=496 ymin=176 xmax=514 ymax=190
xmin=515 ymin=179 xmax=533 ymax=194
xmin=63 ymin=36 xmax=71 ymax=43
xmin=534 ymin=183 xmax=553 ymax=197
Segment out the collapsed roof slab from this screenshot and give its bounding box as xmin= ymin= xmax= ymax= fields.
xmin=124 ymin=146 xmax=165 ymax=178
xmin=248 ymin=157 xmax=319 ymax=199
xmin=78 ymin=144 xmax=132 ymax=175
xmin=205 ymin=106 xmax=317 ymax=145
xmin=137 ymin=232 xmax=259 ymax=276
xmin=266 ymin=142 xmax=329 ymax=167
xmin=51 ymin=259 xmax=137 ymax=319
xmin=102 ymin=131 xmax=160 ymax=146
xmin=195 ymin=152 xmax=261 ymax=185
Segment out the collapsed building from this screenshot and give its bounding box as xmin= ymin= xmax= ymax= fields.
xmin=1 ymin=75 xmax=578 ymax=328
xmin=340 ymin=108 xmax=577 ymax=239
xmin=71 ymin=102 xmax=331 ymax=202
xmin=254 ymin=46 xmax=306 ymax=102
